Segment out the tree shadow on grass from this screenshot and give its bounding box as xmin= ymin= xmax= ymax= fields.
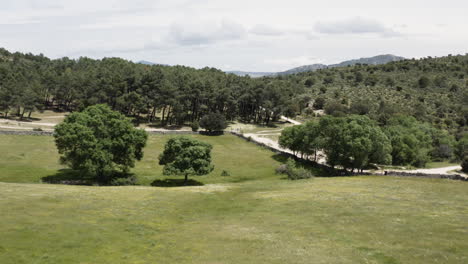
xmin=151 ymin=178 xmax=204 ymax=187
xmin=42 ymin=169 xmax=94 ymax=185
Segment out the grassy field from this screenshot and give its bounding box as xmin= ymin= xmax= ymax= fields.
xmin=1 ymin=134 xmax=467 ymax=263
xmin=0 ymin=134 xmax=283 ymax=185
xmin=1 ymin=177 xmax=467 ymax=263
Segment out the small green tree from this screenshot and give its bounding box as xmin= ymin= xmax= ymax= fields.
xmin=199 ymin=112 xmax=227 ymax=132
xmin=54 ymin=104 xmax=148 ymax=183
xmin=159 ymin=137 xmax=214 ymax=184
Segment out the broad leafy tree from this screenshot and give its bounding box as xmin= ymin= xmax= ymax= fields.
xmin=159 ymin=137 xmax=214 ymax=183
xmin=54 ymin=104 xmax=148 ymax=182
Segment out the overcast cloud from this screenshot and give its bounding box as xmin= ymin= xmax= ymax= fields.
xmin=1 ymin=0 xmax=467 ymax=71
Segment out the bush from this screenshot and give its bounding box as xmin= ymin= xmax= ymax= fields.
xmin=220 ymin=170 xmax=230 ymax=177
xmin=275 ymin=164 xmax=288 ymax=174
xmin=191 ymin=121 xmax=199 ymax=132
xmin=276 ymin=158 xmax=314 ymax=180
xmin=287 ymin=167 xmax=314 ymax=180
xmin=110 ymin=175 xmax=138 ymax=186
xmin=33 ymin=127 xmax=43 ymax=131
xmin=462 ymin=156 xmax=468 ymax=173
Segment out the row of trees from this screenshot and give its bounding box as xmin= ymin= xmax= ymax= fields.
xmin=280 ymin=115 xmax=391 ymax=172
xmin=279 ymin=115 xmax=461 ymax=172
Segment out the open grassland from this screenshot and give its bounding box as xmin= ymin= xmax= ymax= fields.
xmin=1 ymin=134 xmax=467 ymax=263
xmin=0 ymin=134 xmax=283 ymax=185
xmin=1 ymin=177 xmax=467 ymax=264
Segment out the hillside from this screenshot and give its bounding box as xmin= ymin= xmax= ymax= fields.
xmin=281 ymin=55 xmax=468 ymax=137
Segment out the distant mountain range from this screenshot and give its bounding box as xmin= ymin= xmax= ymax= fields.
xmin=138 ymin=54 xmax=406 ymax=77
xmin=227 ymin=54 xmax=406 ymax=77
xmin=136 ymin=60 xmax=168 ymax=66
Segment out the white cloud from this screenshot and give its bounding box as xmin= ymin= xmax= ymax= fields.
xmin=249 ymin=24 xmax=284 ymax=36
xmin=168 ymin=19 xmax=246 ymax=46
xmin=315 ymin=17 xmax=402 ymax=37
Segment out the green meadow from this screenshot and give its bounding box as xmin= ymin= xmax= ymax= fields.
xmin=0 ymin=134 xmax=467 ymax=263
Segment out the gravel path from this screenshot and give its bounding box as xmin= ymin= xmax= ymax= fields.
xmin=0 ymin=119 xmax=57 ymax=127
xmin=280 ymin=116 xmax=302 ymax=125
xmin=389 ymin=166 xmax=463 ymax=175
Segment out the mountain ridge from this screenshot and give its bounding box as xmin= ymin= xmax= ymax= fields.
xmin=228 ymin=54 xmax=406 ymax=77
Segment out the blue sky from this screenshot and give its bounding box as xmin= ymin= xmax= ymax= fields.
xmin=1 ymin=0 xmax=467 ymax=71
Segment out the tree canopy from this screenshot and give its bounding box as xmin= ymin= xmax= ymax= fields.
xmin=199 ymin=112 xmax=227 ymax=132
xmin=159 ymin=137 xmax=214 ymax=183
xmin=54 ymin=104 xmax=148 ymax=182
xmin=280 ymin=115 xmax=392 ymax=172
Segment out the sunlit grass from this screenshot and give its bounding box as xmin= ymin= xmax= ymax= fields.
xmin=0 ymin=134 xmax=282 ymax=185
xmin=0 ymin=176 xmax=467 ymax=263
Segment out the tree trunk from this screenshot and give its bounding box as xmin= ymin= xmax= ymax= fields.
xmin=161 ymin=106 xmax=166 ymax=126
xmin=20 ymin=108 xmax=26 ymax=120
xmin=184 ymin=174 xmax=188 ymax=185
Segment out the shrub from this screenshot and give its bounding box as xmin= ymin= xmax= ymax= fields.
xmin=462 ymin=156 xmax=468 ymax=173
xmin=275 ymin=164 xmax=288 ymax=174
xmin=191 ymin=121 xmax=199 ymax=132
xmin=276 ymin=158 xmax=314 ymax=180
xmin=221 ymin=170 xmax=230 ymax=177
xmin=288 ymin=167 xmax=314 ymax=180
xmin=110 ymin=175 xmax=138 ymax=186
xmin=33 ymin=127 xmax=43 ymax=131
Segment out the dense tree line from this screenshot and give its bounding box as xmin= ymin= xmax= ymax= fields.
xmin=280 ymin=115 xmax=460 ymax=170
xmin=0 ymin=48 xmax=300 ymax=126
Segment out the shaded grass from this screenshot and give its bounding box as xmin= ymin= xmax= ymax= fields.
xmin=0 ymin=176 xmax=467 ymax=263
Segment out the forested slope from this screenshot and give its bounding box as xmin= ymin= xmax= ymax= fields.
xmin=282 ymin=55 xmax=468 ymax=137
xmin=0 ymin=48 xmax=466 ymax=138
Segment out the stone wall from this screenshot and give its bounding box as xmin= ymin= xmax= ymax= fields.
xmin=0 ymin=130 xmax=54 ymax=136
xmin=384 ymin=171 xmax=467 ymax=181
